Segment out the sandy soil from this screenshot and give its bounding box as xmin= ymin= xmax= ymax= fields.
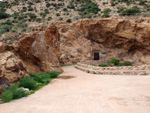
xmin=0 ymin=66 xmax=150 ymax=113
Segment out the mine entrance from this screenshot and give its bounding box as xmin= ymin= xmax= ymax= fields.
xmin=94 ymin=52 xmax=100 ymax=60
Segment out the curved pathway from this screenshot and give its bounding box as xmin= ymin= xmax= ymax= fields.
xmin=0 ymin=66 xmax=150 ymax=113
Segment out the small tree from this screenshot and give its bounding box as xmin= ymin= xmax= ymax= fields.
xmin=108 ymin=58 xmax=120 ymax=66
xmin=66 ymin=19 xmax=72 ymax=23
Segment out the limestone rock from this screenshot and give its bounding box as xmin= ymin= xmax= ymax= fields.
xmin=0 ymin=51 xmax=29 ymax=92
xmin=16 ymin=31 xmax=62 ymax=73
xmin=0 ymin=42 xmax=6 ymax=53
xmin=49 ymin=18 xmax=150 ymax=65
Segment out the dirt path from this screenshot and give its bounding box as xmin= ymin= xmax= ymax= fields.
xmin=0 ymin=66 xmax=150 ymax=113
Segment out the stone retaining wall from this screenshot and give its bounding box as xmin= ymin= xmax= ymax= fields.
xmin=75 ymin=63 xmax=150 ymax=75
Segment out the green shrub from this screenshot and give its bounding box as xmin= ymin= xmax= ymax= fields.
xmin=2 ymin=85 xmax=27 ymax=103
xmin=48 ymin=71 xmax=62 ymax=78
xmin=12 ymin=87 xmax=27 ymax=100
xmin=2 ymin=71 xmax=61 ymax=103
xmin=2 ymin=89 xmax=13 ymax=103
xmin=0 ymin=12 xmax=9 ymax=19
xmin=99 ymin=64 xmax=108 ymax=67
xmin=47 ymin=17 xmax=52 ymax=21
xmin=56 ymin=13 xmax=60 ymax=16
xmin=103 ymin=8 xmax=111 ymax=13
xmin=29 ymin=71 xmax=61 ymax=84
xmin=120 ymin=6 xmax=141 ymax=16
xmin=66 ymin=19 xmax=72 ymax=23
xmin=87 ymin=70 xmax=90 ymax=73
xmin=122 ymin=61 xmax=132 ymax=66
xmin=40 ymin=12 xmax=47 ymax=18
xmin=36 ymin=18 xmax=42 ymax=22
xmin=102 ymin=12 xmax=110 ymax=18
xmin=19 ymin=77 xmax=38 ymax=90
xmin=108 ymin=58 xmax=120 ymax=66
xmin=29 ymin=73 xmax=49 ymax=84
xmin=102 ymin=8 xmax=111 ymax=18
xmin=21 ymin=28 xmax=26 ymax=32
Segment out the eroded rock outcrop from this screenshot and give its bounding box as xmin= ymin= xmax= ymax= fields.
xmin=16 ymin=30 xmax=62 ymax=73
xmin=50 ymin=18 xmax=150 ymax=65
xmin=0 ymin=50 xmax=29 ymax=93
xmin=1 ymin=17 xmax=150 ymax=93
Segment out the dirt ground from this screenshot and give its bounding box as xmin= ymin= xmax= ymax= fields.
xmin=0 ymin=66 xmax=150 ymax=113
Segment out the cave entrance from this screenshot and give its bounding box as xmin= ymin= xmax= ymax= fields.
xmin=94 ymin=52 xmax=100 ymax=60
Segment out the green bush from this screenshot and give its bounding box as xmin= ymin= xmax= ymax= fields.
xmin=12 ymin=87 xmax=27 ymax=100
xmin=2 ymin=89 xmax=13 ymax=103
xmin=56 ymin=13 xmax=60 ymax=16
xmin=120 ymin=6 xmax=141 ymax=16
xmin=0 ymin=12 xmax=9 ymax=19
xmin=29 ymin=73 xmax=49 ymax=84
xmin=122 ymin=61 xmax=132 ymax=66
xmin=47 ymin=17 xmax=52 ymax=21
xmin=108 ymin=58 xmax=120 ymax=66
xmin=102 ymin=8 xmax=111 ymax=18
xmin=29 ymin=71 xmax=61 ymax=84
xmin=48 ymin=71 xmax=62 ymax=78
xmin=2 ymin=71 xmax=61 ymax=103
xmin=40 ymin=12 xmax=47 ymax=18
xmin=103 ymin=8 xmax=111 ymax=13
xmin=21 ymin=28 xmax=26 ymax=32
xmin=2 ymin=85 xmax=27 ymax=103
xmin=66 ymin=19 xmax=72 ymax=23
xmin=99 ymin=64 xmax=108 ymax=67
xmin=102 ymin=12 xmax=110 ymax=18
xmin=19 ymin=77 xmax=38 ymax=90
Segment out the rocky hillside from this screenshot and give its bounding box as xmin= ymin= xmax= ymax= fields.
xmin=1 ymin=18 xmax=150 ymax=92
xmin=0 ymin=0 xmax=150 ymax=38
xmin=57 ymin=17 xmax=150 ymax=64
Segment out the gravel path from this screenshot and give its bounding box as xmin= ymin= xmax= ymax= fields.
xmin=0 ymin=66 xmax=150 ymax=113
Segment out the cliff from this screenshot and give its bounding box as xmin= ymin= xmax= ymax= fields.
xmin=53 ymin=17 xmax=150 ymax=64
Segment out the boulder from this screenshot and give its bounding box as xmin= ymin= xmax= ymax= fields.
xmin=16 ymin=31 xmax=62 ymax=73
xmin=0 ymin=51 xmax=29 ymax=92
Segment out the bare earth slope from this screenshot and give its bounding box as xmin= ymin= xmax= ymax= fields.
xmin=0 ymin=66 xmax=150 ymax=113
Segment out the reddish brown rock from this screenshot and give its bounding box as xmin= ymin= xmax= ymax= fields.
xmin=16 ymin=32 xmax=62 ymax=73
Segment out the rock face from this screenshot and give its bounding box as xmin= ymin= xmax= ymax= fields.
xmin=48 ymin=18 xmax=150 ymax=65
xmin=1 ymin=17 xmax=150 ymax=94
xmin=16 ymin=30 xmax=62 ymax=73
xmin=0 ymin=28 xmax=62 ymax=93
xmin=0 ymin=42 xmax=6 ymax=53
xmin=0 ymin=51 xmax=29 ymax=93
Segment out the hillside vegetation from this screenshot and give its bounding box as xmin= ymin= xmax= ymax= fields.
xmin=0 ymin=0 xmax=150 ymax=37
